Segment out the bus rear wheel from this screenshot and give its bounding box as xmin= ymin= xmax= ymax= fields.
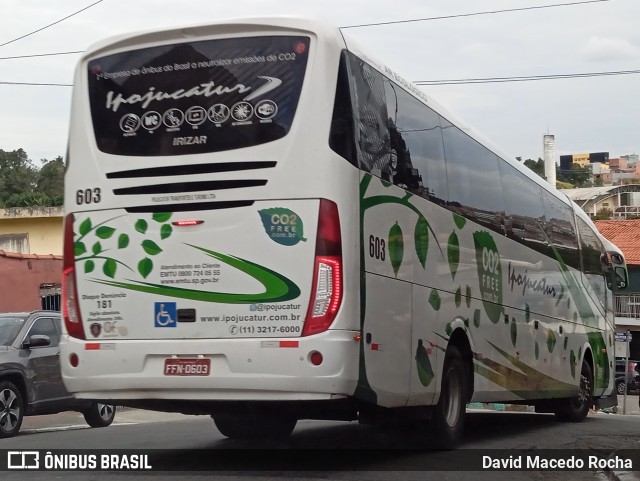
xmin=212 ymin=412 xmax=297 ymax=440
xmin=554 ymin=360 xmax=593 ymax=422
xmin=432 ymin=345 xmax=467 ymax=449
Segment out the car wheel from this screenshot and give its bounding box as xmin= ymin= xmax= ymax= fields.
xmin=83 ymin=403 xmax=116 ymax=428
xmin=0 ymin=381 xmax=24 ymax=438
xmin=617 ymin=380 xmax=626 ymax=395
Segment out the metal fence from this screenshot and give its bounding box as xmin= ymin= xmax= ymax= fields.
xmin=615 ymin=294 xmax=640 ymax=318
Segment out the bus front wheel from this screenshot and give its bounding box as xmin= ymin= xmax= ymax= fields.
xmin=212 ymin=412 xmax=297 ymax=440
xmin=554 ymin=360 xmax=593 ymax=422
xmin=432 ymin=345 xmax=467 ymax=449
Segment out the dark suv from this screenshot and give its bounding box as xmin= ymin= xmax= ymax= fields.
xmin=615 ymin=358 xmax=640 ymax=395
xmin=0 ymin=311 xmax=115 ymax=438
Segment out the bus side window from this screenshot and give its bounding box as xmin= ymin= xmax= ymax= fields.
xmin=329 ymin=51 xmax=357 ymax=167
xmin=347 ymin=53 xmax=392 ymax=181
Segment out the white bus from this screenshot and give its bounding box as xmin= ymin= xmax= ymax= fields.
xmin=60 ymin=17 xmax=627 ymax=447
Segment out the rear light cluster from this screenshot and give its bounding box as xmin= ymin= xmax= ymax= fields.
xmin=302 ymin=199 xmax=343 ymax=336
xmin=62 ymin=213 xmax=86 ymax=340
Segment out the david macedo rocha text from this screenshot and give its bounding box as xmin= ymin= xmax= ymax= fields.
xmin=483 ymin=455 xmax=632 ymax=470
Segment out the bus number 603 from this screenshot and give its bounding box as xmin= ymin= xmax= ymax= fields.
xmin=76 ymin=188 xmax=102 ymax=205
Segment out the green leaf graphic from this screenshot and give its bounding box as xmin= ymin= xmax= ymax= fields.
xmin=447 ymin=231 xmax=459 ymax=280
xmin=473 ymin=309 xmax=481 ymax=328
xmin=510 ymin=320 xmax=517 ymax=347
xmin=428 ymin=289 xmax=441 ymax=311
xmin=142 ymin=240 xmax=162 ymax=256
xmin=445 ymin=323 xmax=453 ymax=336
xmin=388 ymin=222 xmax=404 ymax=276
xmin=138 ymin=257 xmax=153 ymax=278
xmin=152 ymin=212 xmax=172 ymax=223
xmin=74 ymin=242 xmax=87 ymax=256
xmin=92 ymin=242 xmax=102 ymax=255
xmin=84 ymin=260 xmax=95 ymax=273
xmin=160 ymin=224 xmax=173 ymax=240
xmin=96 ymin=226 xmax=116 ymax=239
xmin=547 ymin=330 xmax=557 ymax=353
xmin=118 ymin=234 xmax=129 ymax=249
xmin=455 ymin=287 xmax=462 ymax=307
xmin=453 ymin=213 xmax=466 ymax=229
xmin=79 ymin=218 xmax=92 ymax=236
xmin=465 ymin=285 xmax=471 ymax=308
xmin=535 ymin=341 xmax=540 ymax=360
xmin=135 ymin=219 xmax=148 ymax=234
xmin=564 ymin=336 xmax=569 ymax=350
xmin=415 ymin=339 xmax=434 ymax=387
xmin=414 ymin=216 xmax=429 ymax=268
xmin=525 ymin=303 xmax=531 ymax=323
xmin=570 ymin=350 xmax=576 ymax=377
xmin=103 ymin=259 xmax=117 ymax=278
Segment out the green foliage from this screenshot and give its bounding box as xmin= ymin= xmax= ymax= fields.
xmin=522 ymin=157 xmax=545 ymax=178
xmin=593 ymin=207 xmax=613 ymax=220
xmin=0 ymin=149 xmax=64 ymax=207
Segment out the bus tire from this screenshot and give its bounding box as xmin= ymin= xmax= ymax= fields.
xmin=213 ymin=413 xmax=297 ymax=440
xmin=554 ymin=360 xmax=593 ymax=422
xmin=432 ymin=345 xmax=466 ymax=449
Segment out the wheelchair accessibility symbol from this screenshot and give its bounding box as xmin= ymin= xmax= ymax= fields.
xmin=154 ymin=302 xmax=177 ymax=327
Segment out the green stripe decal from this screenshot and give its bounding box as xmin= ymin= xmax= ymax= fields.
xmin=90 ymin=244 xmax=300 ymax=304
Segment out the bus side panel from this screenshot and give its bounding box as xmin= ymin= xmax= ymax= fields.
xmin=361 ymin=273 xmax=412 ymax=407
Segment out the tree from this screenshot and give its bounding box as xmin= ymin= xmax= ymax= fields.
xmin=593 ymin=207 xmax=613 ymax=220
xmin=522 ymin=158 xmax=545 ymax=178
xmin=0 ymin=149 xmax=38 ymax=206
xmin=558 ymin=164 xmax=592 ymax=188
xmin=0 ymin=149 xmax=64 ymax=207
xmin=36 ymin=156 xmax=65 ymax=204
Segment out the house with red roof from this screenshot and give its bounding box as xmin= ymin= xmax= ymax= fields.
xmin=594 ymin=219 xmax=640 ymax=360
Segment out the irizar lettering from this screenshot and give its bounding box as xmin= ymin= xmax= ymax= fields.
xmin=173 ymin=136 xmax=207 ymax=146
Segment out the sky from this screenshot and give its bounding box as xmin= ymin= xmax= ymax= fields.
xmin=1 ymin=0 xmax=639 ymax=166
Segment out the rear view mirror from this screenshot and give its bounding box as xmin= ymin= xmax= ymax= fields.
xmin=614 ymin=266 xmax=628 ymax=290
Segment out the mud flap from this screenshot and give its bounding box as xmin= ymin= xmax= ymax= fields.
xmin=595 ymin=393 xmax=618 ymax=410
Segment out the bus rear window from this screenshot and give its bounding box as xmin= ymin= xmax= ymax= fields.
xmin=87 ymin=36 xmax=309 ymax=156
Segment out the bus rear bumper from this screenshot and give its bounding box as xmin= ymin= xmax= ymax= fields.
xmin=60 ymin=330 xmax=360 ymax=403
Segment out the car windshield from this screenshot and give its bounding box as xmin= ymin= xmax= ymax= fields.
xmin=0 ymin=316 xmax=26 ymax=346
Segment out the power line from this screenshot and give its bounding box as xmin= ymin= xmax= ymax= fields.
xmin=0 ymin=0 xmax=105 ymax=48
xmin=340 ymin=0 xmax=609 ymax=29
xmin=0 ymin=81 xmax=72 ymax=87
xmin=0 ymin=51 xmax=83 ymax=60
xmin=4 ymin=67 xmax=640 ymax=88
xmin=414 ymin=69 xmax=640 ymax=85
xmin=0 ymin=0 xmax=610 ymax=60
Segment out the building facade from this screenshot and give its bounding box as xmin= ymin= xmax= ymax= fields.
xmin=0 ymin=207 xmax=64 ymax=311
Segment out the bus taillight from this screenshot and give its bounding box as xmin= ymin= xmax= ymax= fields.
xmin=302 ymin=200 xmax=342 ymax=336
xmin=62 ymin=213 xmax=86 ymax=340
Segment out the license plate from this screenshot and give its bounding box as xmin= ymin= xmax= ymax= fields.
xmin=164 ymin=358 xmax=211 ymax=376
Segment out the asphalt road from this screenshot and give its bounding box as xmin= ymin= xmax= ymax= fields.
xmin=1 ymin=398 xmax=639 ymax=481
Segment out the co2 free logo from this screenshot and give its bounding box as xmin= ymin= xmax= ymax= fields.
xmin=7 ymin=451 xmax=39 ymax=469
xmin=258 ymin=208 xmax=307 ymax=246
xmin=473 ymin=231 xmax=503 ymax=324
